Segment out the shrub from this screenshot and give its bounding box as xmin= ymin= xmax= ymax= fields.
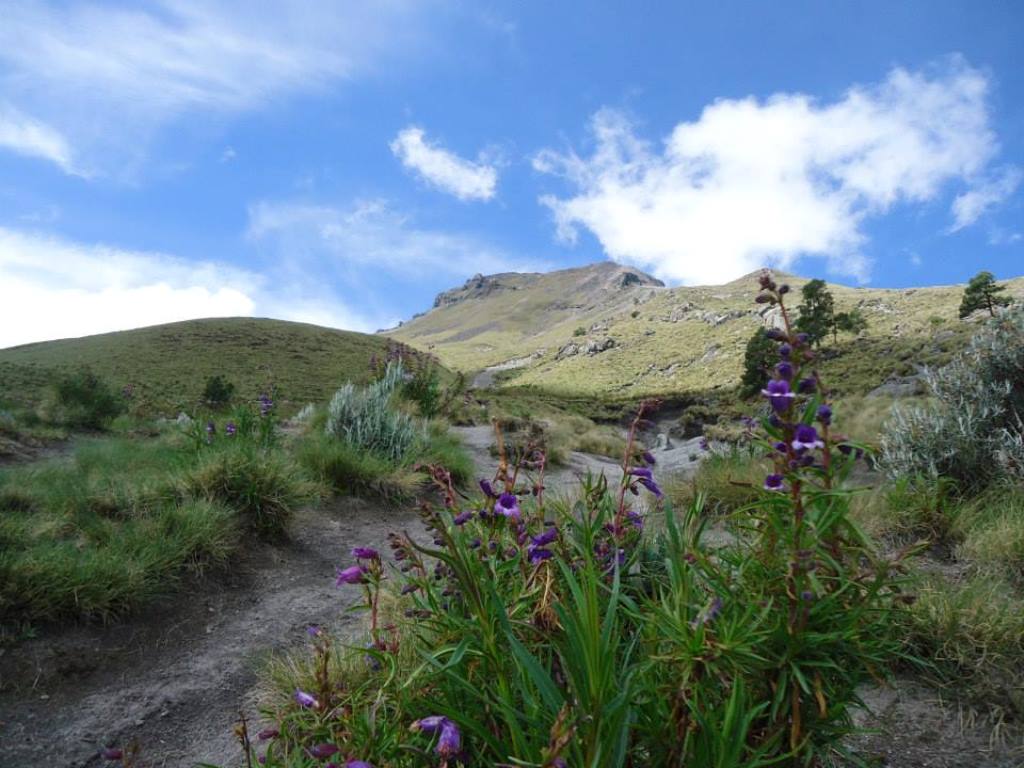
xmin=326 ymin=361 xmax=421 ymax=463
xmin=740 ymin=328 xmax=777 ymax=397
xmin=402 ymin=360 xmax=442 ymax=418
xmin=201 ymin=374 xmax=236 ymax=408
xmin=880 ymin=305 xmax=1024 ymax=491
xmin=573 ymin=326 xmax=586 ymax=337
xmin=665 ymin=447 xmax=767 ymax=516
xmin=180 ymin=444 xmax=320 ymax=538
xmin=48 ymin=368 xmax=126 ymax=429
xmin=248 ymin=274 xmax=910 ymax=767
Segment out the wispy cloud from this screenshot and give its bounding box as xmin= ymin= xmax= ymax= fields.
xmin=0 ymin=226 xmax=378 ymax=348
xmin=0 ymin=104 xmax=80 ymax=176
xmin=534 ymin=58 xmax=1014 ymax=285
xmin=949 ymin=167 xmax=1022 ymax=231
xmin=248 ymin=199 xmax=535 ymax=276
xmin=0 ymin=0 xmax=436 ymax=174
xmin=390 ymin=127 xmax=499 ymax=201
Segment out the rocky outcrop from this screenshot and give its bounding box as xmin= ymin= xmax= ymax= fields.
xmin=433 ymin=273 xmax=515 ymax=308
xmin=557 ymin=337 xmax=616 ymax=359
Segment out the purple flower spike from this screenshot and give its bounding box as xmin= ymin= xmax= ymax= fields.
xmin=762 ymin=379 xmax=795 ymax=413
xmin=528 ymin=547 xmax=554 ymax=563
xmin=764 ymin=474 xmax=785 ymax=491
xmin=495 ymin=492 xmax=521 ymax=519
xmin=479 ymin=479 xmax=498 ymax=499
xmin=453 ymin=510 xmax=473 ymax=526
xmin=308 ymin=744 xmax=340 ymax=759
xmin=351 ymin=547 xmax=380 ymax=560
xmin=792 ymin=424 xmax=824 ymax=451
xmin=295 ymin=689 xmax=318 ymax=708
xmin=816 ymin=405 xmax=832 ymax=426
xmin=531 ymin=527 xmax=558 ymax=546
xmin=335 ymin=564 xmax=368 ymax=586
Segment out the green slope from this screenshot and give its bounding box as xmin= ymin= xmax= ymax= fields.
xmin=390 ymin=263 xmax=1024 ymax=396
xmin=0 ymin=317 xmax=399 ymax=415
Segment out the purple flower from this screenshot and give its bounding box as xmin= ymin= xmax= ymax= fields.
xmin=626 ymin=509 xmax=644 ymax=530
xmin=764 ymin=474 xmax=785 ymax=491
xmin=796 ymin=332 xmax=810 ymax=345
xmin=762 ymin=379 xmax=795 ymax=413
xmin=306 ymin=625 xmax=322 ymax=637
xmin=413 ymin=717 xmax=463 ymax=758
xmin=779 ymin=343 xmax=792 ymax=359
xmin=438 ymin=720 xmax=462 ymax=757
xmin=531 ymin=528 xmax=558 ymax=546
xmin=776 ymin=361 xmax=794 ymax=381
xmin=699 ymin=437 xmax=710 ymax=451
xmin=258 ymin=393 xmax=274 ymax=417
xmin=816 ymin=405 xmax=832 ymax=426
xmin=335 ymin=564 xmax=368 ymax=586
xmin=637 ymin=476 xmax=663 ymax=498
xmin=766 ymin=328 xmax=785 ymax=341
xmin=295 ymin=689 xmax=318 ymax=708
xmin=205 ymin=420 xmax=215 ymax=435
xmin=528 ymin=547 xmax=553 ymax=563
xmin=797 ymin=378 xmax=816 ymax=394
xmin=225 ymin=421 xmax=237 ymax=436
xmin=629 ymin=466 xmax=653 ymax=480
xmin=479 ymin=479 xmax=498 ymax=499
xmin=100 ymin=747 xmax=123 ymax=760
xmin=453 ymin=510 xmax=473 ymax=526
xmin=346 ymin=762 xmax=375 ymax=768
xmin=308 ymin=744 xmax=340 ymax=759
xmin=257 ymin=728 xmax=279 ymax=741
xmin=642 ymin=450 xmax=656 ymax=465
xmin=495 ymin=492 xmax=521 ymax=519
xmin=792 ymin=424 xmax=824 ymax=451
xmin=351 ymin=547 xmax=380 ymax=560
xmin=773 ymin=440 xmax=788 ymax=454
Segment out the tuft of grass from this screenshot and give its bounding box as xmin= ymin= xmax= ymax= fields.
xmin=955 ymin=486 xmax=1024 ymax=585
xmin=664 ymin=449 xmax=768 ymax=515
xmin=181 ymin=443 xmax=322 ymax=538
xmin=0 ymin=499 xmax=237 ymax=623
xmin=294 ymin=434 xmax=420 ymax=502
xmin=901 ymin=573 xmax=1024 ymax=719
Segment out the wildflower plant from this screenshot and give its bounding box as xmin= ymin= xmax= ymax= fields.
xmin=249 ymin=273 xmax=911 ymax=768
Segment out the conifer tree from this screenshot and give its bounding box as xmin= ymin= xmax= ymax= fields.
xmin=959 ymin=270 xmax=1011 ymax=318
xmin=795 ymin=279 xmax=834 ymax=346
xmin=741 ymin=328 xmax=777 ymax=396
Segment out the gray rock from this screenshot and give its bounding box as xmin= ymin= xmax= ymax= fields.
xmin=867 ymin=376 xmax=924 ymax=399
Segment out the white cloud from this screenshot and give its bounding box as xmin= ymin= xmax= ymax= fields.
xmin=0 ymin=104 xmax=80 ymax=175
xmin=248 ymin=199 xmax=536 ymax=275
xmin=0 ymin=0 xmax=435 ymax=174
xmin=390 ymin=127 xmax=499 ymax=201
xmin=534 ymin=59 xmax=1013 ymax=285
xmin=949 ymin=167 xmax=1022 ymax=231
xmin=0 ymin=227 xmax=378 ymax=348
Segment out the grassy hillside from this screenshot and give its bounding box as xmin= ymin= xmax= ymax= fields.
xmin=0 ymin=318 xmax=399 ymax=416
xmin=391 ymin=263 xmax=1024 ymax=396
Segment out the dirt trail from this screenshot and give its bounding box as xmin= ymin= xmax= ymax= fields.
xmin=0 ymin=498 xmax=422 ymax=768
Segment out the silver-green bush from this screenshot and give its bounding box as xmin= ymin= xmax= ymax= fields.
xmin=325 ymin=362 xmax=421 ymax=462
xmin=880 ymin=305 xmax=1024 ymax=489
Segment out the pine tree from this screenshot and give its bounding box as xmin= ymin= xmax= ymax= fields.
xmin=795 ymin=279 xmax=834 ymax=346
xmin=959 ymin=271 xmax=1011 ymax=318
xmin=741 ymin=328 xmax=778 ymax=396
xmin=832 ymin=308 xmax=868 ymax=343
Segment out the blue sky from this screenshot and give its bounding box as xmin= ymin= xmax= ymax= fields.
xmin=0 ymin=1 xmax=1021 ymax=347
